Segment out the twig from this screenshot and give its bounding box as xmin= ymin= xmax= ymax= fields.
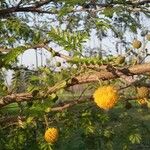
xmin=1 ymin=63 xmax=150 ymax=108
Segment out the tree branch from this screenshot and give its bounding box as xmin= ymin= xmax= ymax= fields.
xmin=0 ymin=6 xmax=55 ymax=15
xmin=71 ymin=63 xmax=150 ymax=84
xmin=1 ymin=92 xmax=149 ymax=125
xmin=1 ymin=63 xmax=150 ymax=108
xmin=0 ymin=116 xmax=25 ymax=125
xmin=43 ymin=45 xmax=71 ymax=61
xmin=16 ymin=0 xmax=23 ymax=8
xmin=0 ymin=0 xmax=149 ymax=15
xmin=34 ymin=0 xmax=53 ymax=8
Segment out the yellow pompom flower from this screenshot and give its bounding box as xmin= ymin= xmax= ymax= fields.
xmin=93 ymin=86 xmax=118 ymax=110
xmin=44 ymin=128 xmax=58 ymax=143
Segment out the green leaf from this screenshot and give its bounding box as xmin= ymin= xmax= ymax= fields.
xmin=48 ymin=27 xmax=88 ymax=52
xmin=103 ymin=7 xmax=114 ymax=18
xmin=129 ymin=133 xmax=142 ymax=144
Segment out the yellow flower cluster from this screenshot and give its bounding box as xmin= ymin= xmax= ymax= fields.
xmin=44 ymin=128 xmax=58 ymax=143
xmin=93 ymin=85 xmax=118 ymax=110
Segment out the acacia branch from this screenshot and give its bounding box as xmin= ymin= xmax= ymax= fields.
xmin=0 ymin=41 xmax=70 ymax=69
xmin=0 ymin=0 xmax=149 ymax=15
xmin=0 ymin=93 xmax=33 ymax=107
xmin=34 ymin=0 xmax=53 ymax=8
xmin=0 ymin=93 xmax=148 ymax=125
xmin=0 ymin=42 xmax=50 ymax=69
xmin=0 ymin=116 xmax=25 ymax=125
xmin=0 ymin=6 xmax=55 ymax=15
xmin=1 ymin=63 xmax=150 ymax=108
xmin=43 ymin=45 xmax=71 ymax=61
xmin=0 ymin=41 xmax=48 ymax=53
xmin=51 ymin=96 xmax=91 ymax=112
xmin=71 ymin=63 xmax=150 ymax=84
xmin=50 ymin=95 xmax=150 ymax=112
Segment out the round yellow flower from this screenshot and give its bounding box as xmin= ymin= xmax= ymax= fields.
xmin=93 ymin=86 xmax=118 ymax=110
xmin=44 ymin=128 xmax=58 ymax=143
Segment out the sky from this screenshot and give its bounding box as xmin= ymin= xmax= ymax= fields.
xmin=6 ymin=27 xmax=150 ymax=85
xmin=14 ymin=2 xmax=150 ymax=68
xmin=4 ymin=4 xmax=150 ymax=85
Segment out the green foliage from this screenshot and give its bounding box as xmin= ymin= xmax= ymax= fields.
xmin=68 ymin=55 xmax=123 ymax=66
xmin=1 ymin=102 xmax=150 ymax=149
xmin=0 ymin=70 xmax=7 ymax=96
xmin=0 ymin=0 xmax=150 ymax=150
xmin=0 ymin=18 xmax=34 ymax=45
xmin=95 ymin=18 xmax=123 ymax=38
xmin=129 ymin=133 xmax=142 ymax=144
xmin=1 ymin=46 xmax=27 ymax=65
xmin=48 ymin=27 xmax=88 ymax=54
xmin=58 ymin=0 xmax=86 ymax=5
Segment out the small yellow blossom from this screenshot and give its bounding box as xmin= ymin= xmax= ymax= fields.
xmin=44 ymin=128 xmax=58 ymax=143
xmin=93 ymin=86 xmax=118 ymax=110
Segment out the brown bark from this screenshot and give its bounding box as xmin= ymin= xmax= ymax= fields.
xmin=0 ymin=94 xmax=148 ymax=125
xmin=0 ymin=0 xmax=149 ymax=15
xmin=72 ymin=63 xmax=150 ymax=84
xmin=0 ymin=63 xmax=150 ymax=108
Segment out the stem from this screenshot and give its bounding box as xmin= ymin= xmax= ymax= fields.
xmin=44 ymin=114 xmax=49 ymax=129
xmin=48 ymin=143 xmax=53 ymax=150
